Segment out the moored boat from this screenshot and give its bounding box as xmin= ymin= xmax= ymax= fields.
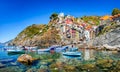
xmin=37 ymin=48 xmax=50 ymax=52
xmin=62 ymin=52 xmax=81 ymax=57
xmin=55 ymin=46 xmax=68 ymax=52
xmin=37 ymin=45 xmax=62 ymax=52
xmin=7 ymin=49 xmax=25 ymax=54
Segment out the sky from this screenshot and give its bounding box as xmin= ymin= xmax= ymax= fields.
xmin=0 ymin=0 xmax=120 ymax=43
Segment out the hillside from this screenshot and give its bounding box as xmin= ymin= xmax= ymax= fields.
xmin=93 ymin=22 xmax=120 ymax=46
xmin=81 ymin=16 xmax=100 ymax=25
xmin=12 ymin=24 xmax=61 ymax=47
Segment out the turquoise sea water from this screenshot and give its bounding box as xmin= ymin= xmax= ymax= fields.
xmin=0 ymin=46 xmax=120 ymax=72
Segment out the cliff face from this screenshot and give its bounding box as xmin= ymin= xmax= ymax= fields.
xmin=12 ymin=24 xmax=61 ymax=47
xmin=93 ymin=24 xmax=120 ymax=46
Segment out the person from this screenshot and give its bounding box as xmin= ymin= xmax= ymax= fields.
xmin=22 ymin=46 xmax=26 ymax=50
xmin=72 ymin=44 xmax=73 ymax=48
xmin=50 ymin=48 xmax=55 ymax=54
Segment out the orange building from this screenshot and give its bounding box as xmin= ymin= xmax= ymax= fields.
xmin=110 ymin=14 xmax=120 ymax=22
xmin=100 ymin=15 xmax=113 ymax=21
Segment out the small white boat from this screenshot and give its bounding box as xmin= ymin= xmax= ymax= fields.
xmin=37 ymin=48 xmax=50 ymax=52
xmin=62 ymin=52 xmax=81 ymax=57
xmin=7 ymin=49 xmax=24 ymax=54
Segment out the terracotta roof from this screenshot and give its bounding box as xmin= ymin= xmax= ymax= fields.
xmin=110 ymin=16 xmax=114 ymax=18
xmin=118 ymin=14 xmax=120 ymax=16
xmin=112 ymin=14 xmax=120 ymax=19
xmin=114 ymin=15 xmax=118 ymax=17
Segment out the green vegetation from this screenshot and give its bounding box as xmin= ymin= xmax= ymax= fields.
xmin=50 ymin=13 xmax=58 ymax=20
xmin=16 ymin=24 xmax=49 ymax=38
xmin=112 ymin=8 xmax=120 ymax=16
xmin=81 ymin=16 xmax=100 ymax=25
xmin=13 ymin=23 xmax=61 ymax=47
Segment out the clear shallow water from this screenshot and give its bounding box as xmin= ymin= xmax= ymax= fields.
xmin=0 ymin=46 xmax=120 ymax=72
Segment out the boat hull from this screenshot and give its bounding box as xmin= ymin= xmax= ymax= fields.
xmin=8 ymin=51 xmax=25 ymax=55
xmin=62 ymin=52 xmax=81 ymax=57
xmin=37 ymin=49 xmax=50 ymax=52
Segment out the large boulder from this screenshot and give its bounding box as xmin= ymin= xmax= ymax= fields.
xmin=17 ymin=54 xmax=37 ymax=65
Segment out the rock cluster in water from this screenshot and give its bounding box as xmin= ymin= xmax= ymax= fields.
xmin=17 ymin=54 xmax=38 ymax=65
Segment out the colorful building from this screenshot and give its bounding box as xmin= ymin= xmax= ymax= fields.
xmin=100 ymin=15 xmax=112 ymax=25
xmin=110 ymin=14 xmax=120 ymax=23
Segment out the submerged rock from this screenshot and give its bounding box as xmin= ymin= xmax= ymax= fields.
xmin=78 ymin=64 xmax=98 ymax=72
xmin=0 ymin=63 xmax=6 ymax=68
xmin=0 ymin=66 xmax=22 ymax=72
xmin=114 ymin=60 xmax=120 ymax=70
xmin=96 ymin=59 xmax=113 ymax=65
xmin=26 ymin=68 xmax=37 ymax=72
xmin=96 ymin=59 xmax=113 ymax=71
xmin=26 ymin=68 xmax=34 ymax=72
xmin=17 ymin=54 xmax=37 ymax=65
xmin=37 ymin=69 xmax=49 ymax=72
xmin=109 ymin=60 xmax=120 ymax=71
xmin=50 ymin=61 xmax=66 ymax=72
xmin=64 ymin=65 xmax=77 ymax=72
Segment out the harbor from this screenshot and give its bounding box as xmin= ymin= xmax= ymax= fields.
xmin=0 ymin=45 xmax=120 ymax=72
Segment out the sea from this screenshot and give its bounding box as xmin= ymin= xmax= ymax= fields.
xmin=0 ymin=45 xmax=120 ymax=72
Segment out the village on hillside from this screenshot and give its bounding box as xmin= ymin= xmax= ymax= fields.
xmin=48 ymin=12 xmax=120 ymax=48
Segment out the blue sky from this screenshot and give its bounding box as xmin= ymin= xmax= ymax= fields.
xmin=0 ymin=0 xmax=120 ymax=43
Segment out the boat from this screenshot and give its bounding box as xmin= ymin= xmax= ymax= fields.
xmin=55 ymin=46 xmax=68 ymax=52
xmin=49 ymin=45 xmax=61 ymax=50
xmin=37 ymin=48 xmax=50 ymax=52
xmin=63 ymin=55 xmax=82 ymax=60
xmin=62 ymin=52 xmax=81 ymax=57
xmin=69 ymin=48 xmax=78 ymax=51
xmin=37 ymin=45 xmax=62 ymax=52
xmin=7 ymin=49 xmax=25 ymax=54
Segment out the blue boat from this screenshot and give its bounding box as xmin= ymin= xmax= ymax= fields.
xmin=55 ymin=46 xmax=68 ymax=52
xmin=63 ymin=55 xmax=82 ymax=60
xmin=37 ymin=45 xmax=68 ymax=52
xmin=37 ymin=45 xmax=61 ymax=52
xmin=62 ymin=52 xmax=81 ymax=57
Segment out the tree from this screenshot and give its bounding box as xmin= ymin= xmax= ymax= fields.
xmin=112 ymin=8 xmax=120 ymax=16
xmin=50 ymin=13 xmax=58 ymax=20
